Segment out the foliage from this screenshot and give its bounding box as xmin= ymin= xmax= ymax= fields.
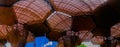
xmin=77 ymin=44 xmax=86 ymax=47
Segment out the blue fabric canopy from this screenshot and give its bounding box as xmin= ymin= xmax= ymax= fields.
xmin=35 ymin=36 xmax=49 ymax=47
xmin=25 ymin=36 xmax=58 ymax=47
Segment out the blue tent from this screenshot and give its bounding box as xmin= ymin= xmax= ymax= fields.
xmin=35 ymin=36 xmax=49 ymax=47
xmin=25 ymin=42 xmax=34 ymax=47
xmin=25 ymin=36 xmax=58 ymax=47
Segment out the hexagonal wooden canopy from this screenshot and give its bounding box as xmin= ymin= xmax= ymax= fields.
xmin=13 ymin=0 xmax=52 ymax=25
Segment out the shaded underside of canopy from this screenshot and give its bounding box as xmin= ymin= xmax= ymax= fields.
xmin=0 ymin=0 xmax=17 ymax=5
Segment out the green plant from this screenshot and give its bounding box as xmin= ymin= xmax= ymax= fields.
xmin=77 ymin=44 xmax=86 ymax=47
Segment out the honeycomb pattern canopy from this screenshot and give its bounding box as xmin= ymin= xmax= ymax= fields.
xmin=13 ymin=0 xmax=107 ymax=32
xmin=1 ymin=0 xmax=120 ymax=47
xmin=11 ymin=0 xmax=110 ymax=41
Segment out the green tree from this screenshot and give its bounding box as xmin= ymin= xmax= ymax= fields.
xmin=77 ymin=44 xmax=86 ymax=47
